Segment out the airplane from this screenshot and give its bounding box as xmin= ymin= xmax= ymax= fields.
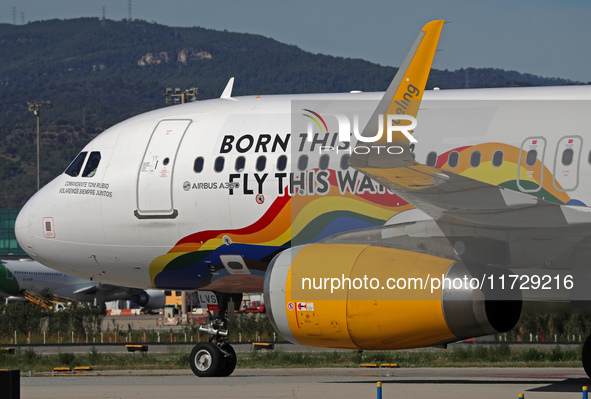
xmin=13 ymin=19 xmax=591 ymax=377
xmin=0 ymin=259 xmax=165 ymax=310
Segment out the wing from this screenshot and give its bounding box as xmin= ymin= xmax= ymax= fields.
xmin=347 ymin=21 xmax=591 ymax=287
xmin=351 ymin=153 xmax=591 ymax=229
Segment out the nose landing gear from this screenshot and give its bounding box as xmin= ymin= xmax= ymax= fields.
xmin=189 ymin=293 xmax=239 ymax=377
xmin=189 ymin=341 xmax=236 ymax=377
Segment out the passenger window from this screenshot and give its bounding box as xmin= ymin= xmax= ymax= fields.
xmin=319 ymin=154 xmax=329 ymax=170
xmin=298 ymin=155 xmax=308 ymax=171
xmin=525 ymin=150 xmax=537 ymax=167
xmin=448 ymin=151 xmax=459 ymax=168
xmin=277 ymin=155 xmax=287 ymax=171
xmin=256 ymin=156 xmax=266 ymax=171
xmin=492 ymin=150 xmax=504 ymax=167
xmin=340 ymin=154 xmax=350 ymax=170
xmin=65 ymin=152 xmax=87 ymax=177
xmin=426 ymin=151 xmax=437 ymax=167
xmin=235 ymin=156 xmax=245 ymax=172
xmin=562 ymin=148 xmax=574 ymax=166
xmin=470 ymin=151 xmax=481 ymax=168
xmin=214 ymin=156 xmax=225 ymax=172
xmin=82 ymin=151 xmax=101 ymax=177
xmin=193 ymin=157 xmax=204 ymax=173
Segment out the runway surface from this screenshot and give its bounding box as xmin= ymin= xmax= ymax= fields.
xmin=19 ymin=367 xmax=590 ymax=399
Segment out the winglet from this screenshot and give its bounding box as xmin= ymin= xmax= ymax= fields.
xmin=353 ymin=20 xmax=444 ymax=150
xmin=220 ymin=77 xmax=235 ymax=99
xmin=386 ymin=20 xmax=443 ymax=123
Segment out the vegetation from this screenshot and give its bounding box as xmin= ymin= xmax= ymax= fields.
xmin=0 ymin=303 xmax=588 ymax=372
xmin=1 ymin=302 xmax=591 ymax=345
xmin=505 ymin=312 xmax=591 ymax=343
xmin=0 ymin=18 xmax=583 ymax=208
xmin=241 ymin=344 xmax=583 ymax=369
xmin=0 ymin=344 xmax=584 ymax=373
xmin=0 ymin=302 xmax=105 ymax=343
xmin=0 ymin=302 xmax=276 ymax=345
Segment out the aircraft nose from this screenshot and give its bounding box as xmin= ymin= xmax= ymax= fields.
xmin=15 ymin=196 xmax=37 ymax=258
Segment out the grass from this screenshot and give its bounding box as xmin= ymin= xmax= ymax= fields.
xmin=240 ymin=344 xmax=583 ymax=369
xmin=0 ymin=344 xmax=583 ymax=373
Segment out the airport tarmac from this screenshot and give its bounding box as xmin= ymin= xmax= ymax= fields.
xmin=18 ymin=367 xmax=590 ymax=399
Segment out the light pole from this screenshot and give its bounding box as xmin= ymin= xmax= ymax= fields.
xmin=162 ymin=85 xmax=197 ymax=319
xmin=27 ymin=101 xmax=53 ymax=191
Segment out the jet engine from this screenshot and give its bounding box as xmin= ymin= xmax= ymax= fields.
xmin=264 ymin=244 xmax=521 ymax=350
xmin=131 ymin=289 xmax=166 ymax=309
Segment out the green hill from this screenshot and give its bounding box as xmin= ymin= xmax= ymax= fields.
xmin=0 ymin=18 xmax=581 ymax=208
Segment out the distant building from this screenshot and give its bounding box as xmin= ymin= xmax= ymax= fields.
xmin=0 ymin=210 xmax=27 ymax=257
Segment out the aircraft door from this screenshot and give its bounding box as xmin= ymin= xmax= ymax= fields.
xmin=135 ymin=119 xmax=191 ymax=218
xmin=517 ymin=137 xmax=546 ymax=193
xmin=553 ymin=136 xmax=582 ymax=192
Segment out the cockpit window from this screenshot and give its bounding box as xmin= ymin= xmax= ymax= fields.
xmin=64 ymin=152 xmax=87 ymax=177
xmin=82 ymin=151 xmax=101 ymax=178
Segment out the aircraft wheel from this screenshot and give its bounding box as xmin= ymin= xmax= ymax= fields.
xmin=218 ymin=343 xmax=237 ymax=377
xmin=583 ymin=334 xmax=591 ymax=378
xmin=190 ymin=342 xmax=223 ymax=377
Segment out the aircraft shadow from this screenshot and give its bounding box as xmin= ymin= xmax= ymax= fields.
xmin=527 ymin=378 xmax=591 ymax=393
xmin=328 ymin=378 xmax=591 ymax=393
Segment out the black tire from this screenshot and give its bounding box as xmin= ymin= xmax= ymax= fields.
xmin=217 ymin=343 xmax=237 ymax=377
xmin=190 ymin=342 xmax=223 ymax=377
xmin=583 ymin=334 xmax=591 ymax=379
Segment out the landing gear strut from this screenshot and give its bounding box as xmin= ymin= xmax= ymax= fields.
xmin=189 ymin=293 xmax=239 ymax=377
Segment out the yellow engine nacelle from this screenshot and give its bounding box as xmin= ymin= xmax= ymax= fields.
xmin=263 ymin=244 xmax=521 ymax=350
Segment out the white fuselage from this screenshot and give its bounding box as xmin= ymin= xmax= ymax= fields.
xmin=15 ymin=86 xmax=591 ymax=290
